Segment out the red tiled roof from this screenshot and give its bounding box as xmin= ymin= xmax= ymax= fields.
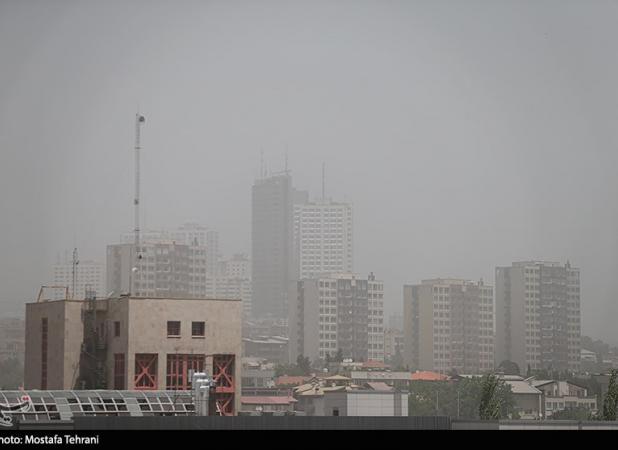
xmin=366 ymin=382 xmax=394 ymax=391
xmin=410 ymin=371 xmax=449 ymax=381
xmin=241 ymin=396 xmax=297 ymax=405
xmin=275 ymin=375 xmax=311 ymax=386
xmin=362 ymin=360 xmax=388 ymax=369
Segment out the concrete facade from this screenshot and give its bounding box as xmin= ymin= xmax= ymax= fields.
xmin=24 ymin=300 xmax=84 ymax=390
xmin=293 ymin=199 xmax=353 ymax=280
xmin=251 ymin=174 xmax=298 ymax=319
xmin=290 ymin=273 xmax=384 ymax=363
xmin=24 ymin=296 xmax=242 ymax=413
xmin=403 ymin=279 xmax=494 ymax=374
xmin=52 ymin=259 xmax=105 ymax=300
xmin=0 ymin=317 xmax=25 ymax=361
xmin=495 ymin=261 xmax=580 ymax=373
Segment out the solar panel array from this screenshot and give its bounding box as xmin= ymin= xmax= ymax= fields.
xmin=0 ymin=390 xmax=195 ymax=422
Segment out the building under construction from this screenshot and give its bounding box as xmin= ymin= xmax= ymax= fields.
xmin=24 ymin=291 xmax=241 ymax=415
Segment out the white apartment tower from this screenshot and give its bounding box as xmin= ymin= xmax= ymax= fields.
xmin=52 ymin=259 xmax=105 ymax=300
xmin=294 ymin=199 xmax=353 ymax=280
xmin=206 ymin=254 xmax=252 ymax=318
xmin=368 ymin=273 xmax=385 ymax=362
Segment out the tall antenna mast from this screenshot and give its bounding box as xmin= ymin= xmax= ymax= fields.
xmin=134 ymin=113 xmax=145 ymax=249
xmin=132 ymin=113 xmax=145 ymax=296
xmin=284 ymin=149 xmax=289 ymax=175
xmin=72 ymin=247 xmax=79 ymax=299
xmin=260 ymin=149 xmax=264 ymax=179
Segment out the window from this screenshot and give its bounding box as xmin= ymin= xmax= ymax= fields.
xmin=114 ymin=353 xmax=125 ymax=389
xmin=41 ymin=318 xmax=48 ymax=389
xmin=167 ymin=321 xmax=181 ymax=337
xmin=166 ymin=354 xmax=205 ymax=390
xmin=192 ymin=321 xmax=205 ymax=338
xmin=114 ymin=321 xmax=121 ymax=337
xmin=134 ymin=353 xmax=158 ymax=390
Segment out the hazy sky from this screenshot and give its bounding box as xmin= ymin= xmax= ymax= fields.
xmin=1 ymin=0 xmax=618 ymax=343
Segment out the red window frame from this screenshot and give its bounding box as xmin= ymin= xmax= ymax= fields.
xmin=166 ymin=354 xmax=205 ymax=390
xmin=41 ymin=318 xmax=48 ymax=389
xmin=114 ymin=353 xmax=125 ymax=389
xmin=134 ymin=353 xmax=158 ymax=390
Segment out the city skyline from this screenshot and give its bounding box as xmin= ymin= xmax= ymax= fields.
xmin=2 ymin=1 xmax=618 ymax=346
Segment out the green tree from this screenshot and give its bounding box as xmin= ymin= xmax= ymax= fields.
xmin=479 ymin=374 xmax=505 ymax=420
xmin=335 ymin=349 xmax=344 ymax=363
xmin=296 ymin=355 xmax=311 ymax=376
xmin=497 ymin=360 xmax=520 ymax=376
xmin=407 ymin=377 xmax=514 ymax=420
xmin=602 ymin=369 xmax=618 ymax=420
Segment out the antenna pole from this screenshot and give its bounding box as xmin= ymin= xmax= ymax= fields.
xmin=322 ymin=162 xmax=325 ymax=201
xmin=133 ymin=113 xmax=145 ymax=295
xmin=72 ymin=248 xmax=79 ymax=299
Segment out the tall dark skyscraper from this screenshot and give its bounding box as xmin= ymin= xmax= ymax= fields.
xmin=251 ymin=173 xmax=304 ymax=319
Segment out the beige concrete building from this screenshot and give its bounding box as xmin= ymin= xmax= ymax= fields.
xmin=495 ymin=261 xmax=581 ymax=373
xmin=289 ymin=273 xmax=384 ymax=364
xmin=403 ymin=279 xmax=494 ymax=374
xmin=25 ymin=296 xmax=242 ymax=415
xmin=0 ymin=317 xmax=25 ymax=361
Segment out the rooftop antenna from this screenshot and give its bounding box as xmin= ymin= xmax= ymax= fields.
xmin=72 ymin=248 xmax=79 ymax=299
xmin=284 ymin=148 xmax=289 ymax=175
xmin=322 ymin=162 xmax=326 ymax=201
xmin=260 ymin=149 xmax=265 ymax=178
xmin=133 ymin=112 xmax=146 ymax=295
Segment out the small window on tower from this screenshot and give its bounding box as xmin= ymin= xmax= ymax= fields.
xmin=167 ymin=321 xmax=181 ymax=337
xmin=114 ymin=321 xmax=120 ymax=337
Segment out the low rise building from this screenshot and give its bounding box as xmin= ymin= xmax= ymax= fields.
xmin=243 ymin=336 xmax=289 ymax=364
xmin=24 ymin=295 xmax=242 ymax=415
xmin=293 ymin=376 xmax=408 ymax=416
xmin=532 ymin=380 xmax=597 ymax=418
xmin=240 ymin=396 xmax=297 ymax=413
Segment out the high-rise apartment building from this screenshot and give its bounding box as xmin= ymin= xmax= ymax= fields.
xmin=106 ymin=242 xmax=198 ymax=298
xmin=403 ymin=279 xmax=494 ymax=374
xmin=495 ymin=261 xmax=581 ymax=373
xmin=251 ymin=174 xmax=298 ymax=319
xmin=293 ymin=199 xmax=353 ymax=280
xmin=121 ymin=223 xmax=219 ymax=275
xmin=289 ymin=273 xmax=384 ymax=363
xmin=52 ymin=259 xmax=105 ymax=300
xmin=206 ymin=254 xmax=252 ymax=317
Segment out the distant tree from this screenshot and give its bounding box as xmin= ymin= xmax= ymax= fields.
xmin=296 ymin=355 xmax=311 ymax=376
xmin=407 ymin=376 xmax=514 ymax=420
xmin=335 ymin=349 xmax=344 ymax=363
xmin=602 ymin=369 xmax=618 ymax=420
xmin=325 ymin=353 xmax=331 ymax=367
xmin=497 ymin=360 xmax=520 ymax=376
xmin=390 ymin=347 xmax=404 ymax=370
